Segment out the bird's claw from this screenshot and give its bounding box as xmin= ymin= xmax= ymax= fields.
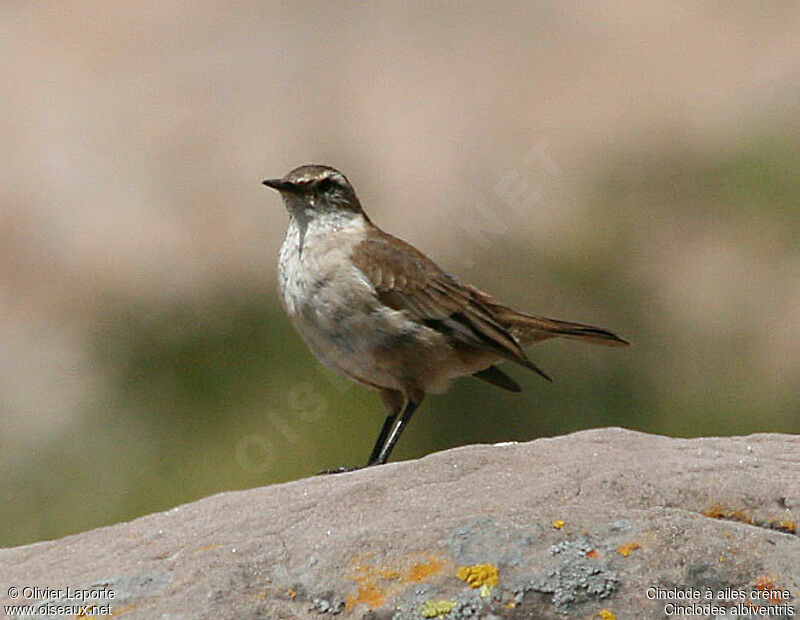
xmin=316 ymin=465 xmax=362 ymax=476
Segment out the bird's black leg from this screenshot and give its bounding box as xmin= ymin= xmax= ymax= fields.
xmin=316 ymin=400 xmax=416 ymax=473
xmin=317 ymin=389 xmax=404 ymax=475
xmin=365 ymin=388 xmax=406 ymax=466
xmin=373 ymin=399 xmax=420 ymax=466
xmin=367 ymin=412 xmax=399 ymax=466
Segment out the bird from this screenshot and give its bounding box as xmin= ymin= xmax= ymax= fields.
xmin=263 ymin=164 xmax=629 ymax=472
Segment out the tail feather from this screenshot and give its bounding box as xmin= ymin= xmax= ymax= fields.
xmin=501 ymin=311 xmax=630 ymax=348
xmin=472 ymin=365 xmax=522 ymax=391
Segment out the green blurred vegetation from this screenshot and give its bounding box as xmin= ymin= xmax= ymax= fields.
xmin=2 ymin=135 xmax=799 ymax=547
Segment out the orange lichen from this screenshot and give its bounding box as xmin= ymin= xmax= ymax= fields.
xmin=287 ymin=588 xmax=297 ymax=600
xmin=754 ymin=577 xmax=776 ymax=591
xmin=586 ymin=549 xmax=601 ymax=559
xmin=376 ymin=567 xmax=402 ymax=580
xmin=704 ymin=505 xmax=797 ymax=537
xmin=457 ymin=564 xmax=499 ymax=589
xmin=345 ymin=553 xmax=449 ymax=611
xmin=753 ymin=577 xmax=786 ymax=604
xmin=769 ymin=518 xmax=797 ymax=534
xmin=346 ymin=582 xmax=386 ymax=610
xmin=552 ymin=519 xmax=566 ymax=529
xmin=702 ymin=505 xmax=754 ymax=525
xmin=404 ymin=556 xmax=445 ymax=583
xmin=616 ymin=542 xmax=640 ymax=557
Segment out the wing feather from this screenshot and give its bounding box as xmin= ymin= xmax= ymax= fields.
xmin=351 ymin=227 xmax=551 ymax=380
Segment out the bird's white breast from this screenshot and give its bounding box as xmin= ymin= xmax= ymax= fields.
xmin=278 ymin=213 xmax=371 ymax=317
xmin=278 ymin=213 xmax=403 ymax=385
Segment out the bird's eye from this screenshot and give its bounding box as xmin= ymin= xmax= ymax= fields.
xmin=316 ymin=178 xmax=336 ymax=192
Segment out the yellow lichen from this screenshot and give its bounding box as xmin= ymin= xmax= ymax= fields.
xmin=457 ymin=563 xmax=499 ymax=589
xmin=552 ymin=519 xmax=566 ymax=529
xmin=480 ymin=583 xmax=494 ymax=598
xmin=616 ymin=541 xmax=640 ymax=557
xmin=419 ymin=600 xmax=457 ymax=617
xmin=597 ymin=609 xmax=617 ymax=620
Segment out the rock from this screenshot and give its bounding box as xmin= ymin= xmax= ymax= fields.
xmin=2 ymin=428 xmax=799 ymax=619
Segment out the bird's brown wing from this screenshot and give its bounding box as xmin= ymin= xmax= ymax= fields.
xmin=351 ymin=227 xmax=551 ymax=381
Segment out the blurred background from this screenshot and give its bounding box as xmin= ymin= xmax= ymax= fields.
xmin=2 ymin=2 xmax=799 ymax=547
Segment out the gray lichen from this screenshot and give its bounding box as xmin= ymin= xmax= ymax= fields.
xmin=524 ymin=535 xmax=619 ymax=614
xmin=308 ymin=590 xmax=345 ymax=615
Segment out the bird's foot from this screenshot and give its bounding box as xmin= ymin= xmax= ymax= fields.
xmin=315 ymin=465 xmax=362 ymax=476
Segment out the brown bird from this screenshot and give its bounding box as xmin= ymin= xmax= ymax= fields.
xmin=263 ymin=164 xmax=629 ymax=471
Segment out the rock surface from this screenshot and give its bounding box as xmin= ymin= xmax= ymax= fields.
xmin=2 ymin=428 xmax=800 ymax=619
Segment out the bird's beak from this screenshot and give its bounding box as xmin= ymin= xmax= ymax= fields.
xmin=262 ymin=178 xmax=295 ymax=192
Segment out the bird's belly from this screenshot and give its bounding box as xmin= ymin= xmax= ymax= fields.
xmin=280 ymin=271 xmax=461 ymax=392
xmin=292 ymin=304 xmax=490 ymax=394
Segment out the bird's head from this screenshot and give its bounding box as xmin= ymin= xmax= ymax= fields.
xmin=263 ymin=165 xmax=362 ymax=221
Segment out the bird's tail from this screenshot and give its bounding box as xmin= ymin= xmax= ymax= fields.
xmin=498 ymin=309 xmax=630 ymax=348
